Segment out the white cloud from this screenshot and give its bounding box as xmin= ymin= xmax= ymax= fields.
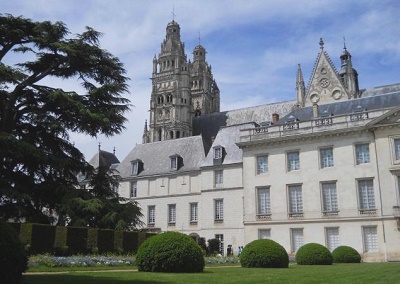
xmin=2 ymin=0 xmax=399 ymax=160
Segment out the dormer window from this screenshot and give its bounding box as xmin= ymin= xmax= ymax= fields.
xmin=169 ymin=154 xmax=183 ymax=171
xmin=213 ymin=145 xmax=226 ymax=166
xmin=131 ymin=159 xmax=144 ymax=175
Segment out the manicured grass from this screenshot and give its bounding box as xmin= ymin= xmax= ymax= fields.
xmin=23 ymin=263 xmax=400 ymax=284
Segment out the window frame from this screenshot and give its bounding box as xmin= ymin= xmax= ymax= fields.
xmin=357 ymin=179 xmax=376 ymax=212
xmin=148 ymin=205 xmax=155 ymax=226
xmin=214 ymin=147 xmax=223 ymax=159
xmin=287 ymin=151 xmax=300 ymax=171
xmin=320 ymin=147 xmax=334 ymax=169
xmin=130 ymin=181 xmax=137 ymax=198
xmin=290 ymin=228 xmax=304 ymax=253
xmin=362 ymin=226 xmax=378 ymax=252
xmin=321 ymin=181 xmax=338 ymax=215
xmin=256 ymin=155 xmax=268 ymax=174
xmin=355 ymin=143 xmax=370 ymax=165
xmin=257 ymin=187 xmax=271 ymax=216
xmin=392 ymin=137 xmax=400 ymax=164
xmin=214 ymin=170 xmax=223 ymax=188
xmin=190 ymin=202 xmax=198 ymax=223
xmin=325 ymin=227 xmax=340 ymax=251
xmin=131 ymin=160 xmax=138 ymax=175
xmin=288 ymin=184 xmax=303 ymax=217
xmin=168 ymin=204 xmax=176 ymax=225
xmin=214 ymin=199 xmax=224 ymax=222
xmin=258 ymin=229 xmax=271 ymax=240
xmin=215 ymin=234 xmax=224 ymax=255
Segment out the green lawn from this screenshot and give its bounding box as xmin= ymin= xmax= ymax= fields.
xmin=23 ymin=263 xmax=400 ymax=284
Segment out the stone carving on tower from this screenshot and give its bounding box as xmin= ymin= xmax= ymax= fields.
xmin=145 ymin=20 xmax=220 ymax=143
xmin=301 ymin=38 xmax=359 ymax=107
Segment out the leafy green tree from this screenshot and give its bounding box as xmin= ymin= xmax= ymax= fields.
xmin=0 ymin=14 xmax=140 ymax=226
xmin=60 ymin=167 xmax=143 ymax=230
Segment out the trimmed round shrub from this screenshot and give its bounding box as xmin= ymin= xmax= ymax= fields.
xmin=135 ymin=231 xmax=205 ymax=273
xmin=240 ymin=239 xmax=289 ymax=268
xmin=296 ymin=243 xmax=333 ymax=265
xmin=0 ymin=220 xmax=28 ymax=284
xmin=332 ymin=246 xmax=361 ymax=263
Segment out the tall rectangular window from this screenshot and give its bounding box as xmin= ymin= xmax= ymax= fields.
xmin=257 ymin=187 xmax=271 ymax=215
xmin=287 ymin=151 xmax=300 ymax=171
xmin=131 ymin=161 xmax=138 ymax=175
xmin=214 ymin=147 xmax=222 ymax=159
xmin=363 ymin=226 xmax=378 ymax=252
xmin=358 ymin=179 xmax=375 ymax=211
xmin=148 ymin=205 xmax=155 ymax=225
xmin=215 ymin=234 xmax=224 ymax=255
xmin=394 ymin=138 xmax=400 ymax=161
xmin=130 ymin=181 xmax=137 ymax=198
xmin=321 ymin=182 xmax=338 ymax=213
xmin=291 ymin=228 xmax=304 ymax=253
xmin=214 ymin=199 xmax=224 ymax=221
xmin=355 ymin=144 xmax=370 ymax=164
xmin=215 ymin=170 xmax=223 ymax=188
xmin=288 ymin=185 xmax=303 ymax=215
xmin=256 ymin=156 xmax=268 ymax=174
xmin=170 ymin=157 xmax=177 ymax=170
xmin=168 ymin=204 xmax=176 ymax=224
xmin=325 ymin=227 xmax=340 ymax=251
xmin=258 ymin=229 xmax=271 ymax=239
xmin=320 ymin=147 xmax=334 ymax=168
xmin=190 ymin=203 xmax=198 ymax=223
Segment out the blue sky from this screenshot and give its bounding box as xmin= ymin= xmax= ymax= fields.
xmin=2 ymin=0 xmax=400 ymax=160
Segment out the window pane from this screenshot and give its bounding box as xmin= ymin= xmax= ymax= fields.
xmin=358 ymin=180 xmax=375 ymax=210
xmin=259 ymin=229 xmax=271 ymax=239
xmin=291 ymin=228 xmax=304 ymax=252
xmin=148 ymin=206 xmax=155 ymax=224
xmin=170 ymin=157 xmax=177 ymax=169
xmin=214 ymin=147 xmax=222 ymax=159
xmin=215 ymin=170 xmax=223 ymax=187
xmin=131 ymin=161 xmax=138 ymax=175
xmin=168 ymin=204 xmax=176 ymax=223
xmin=257 ymin=188 xmax=271 ymax=215
xmin=395 ymin=139 xmax=400 ymax=160
xmin=215 ymin=234 xmax=224 ymax=255
xmin=320 ymin=148 xmax=334 ymax=168
xmin=326 ymin=227 xmax=340 ymax=251
xmin=257 ymin=156 xmax=268 ymax=174
xmin=356 ymin=144 xmax=370 ymax=164
xmin=287 ymin=152 xmax=300 ymax=171
xmin=215 ymin=199 xmax=224 ymax=220
xmin=322 ymin=182 xmax=338 ymax=212
xmin=288 ymin=185 xmax=303 ymax=213
xmin=363 ymin=226 xmax=378 ymax=252
xmin=190 ymin=203 xmax=198 ymax=222
xmin=130 ymin=181 xmax=137 ymax=198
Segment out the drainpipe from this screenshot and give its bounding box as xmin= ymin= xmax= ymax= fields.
xmin=371 ymin=128 xmax=388 ymax=262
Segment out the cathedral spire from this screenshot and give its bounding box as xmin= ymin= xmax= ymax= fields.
xmin=296 ymin=64 xmax=306 ymax=107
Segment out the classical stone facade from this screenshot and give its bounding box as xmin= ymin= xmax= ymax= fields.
xmin=92 ymin=21 xmax=400 ymax=261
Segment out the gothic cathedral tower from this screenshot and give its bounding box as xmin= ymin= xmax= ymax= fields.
xmin=143 ymin=21 xmax=220 ymax=143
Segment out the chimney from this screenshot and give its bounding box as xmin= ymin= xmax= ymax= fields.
xmin=312 ymin=103 xmax=319 ymax=118
xmin=272 ymin=113 xmax=279 ymax=123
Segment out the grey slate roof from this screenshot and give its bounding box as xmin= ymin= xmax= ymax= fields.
xmin=279 ymin=85 xmax=400 ymax=124
xmin=117 ymin=135 xmax=206 ymax=178
xmin=193 ymin=100 xmax=295 ymax=151
xmin=202 ymin=123 xmax=255 ymax=167
xmin=88 ymin=150 xmax=120 ymax=169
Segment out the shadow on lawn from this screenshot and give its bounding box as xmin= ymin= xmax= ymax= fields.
xmin=23 ymin=274 xmax=167 ymax=284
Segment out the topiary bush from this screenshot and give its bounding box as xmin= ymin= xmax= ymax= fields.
xmin=332 ymin=245 xmax=361 ymax=263
xmin=0 ymin=220 xmax=28 ymax=284
xmin=240 ymin=239 xmax=289 ymax=268
xmin=136 ymin=231 xmax=205 ymax=273
xmin=296 ymin=243 xmax=333 ymax=265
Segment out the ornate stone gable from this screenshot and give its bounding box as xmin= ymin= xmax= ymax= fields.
xmin=306 ymin=50 xmax=349 ymax=107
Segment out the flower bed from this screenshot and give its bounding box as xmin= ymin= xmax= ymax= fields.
xmin=28 ymin=255 xmax=134 ymax=268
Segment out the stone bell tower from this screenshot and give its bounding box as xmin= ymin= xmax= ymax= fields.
xmin=145 ymin=20 xmax=220 ymax=143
